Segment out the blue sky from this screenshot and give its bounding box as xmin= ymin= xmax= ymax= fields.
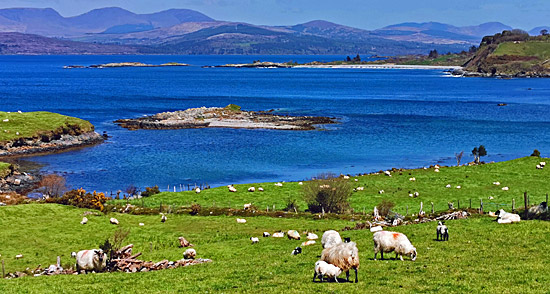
xmin=1 ymin=0 xmax=549 ymax=29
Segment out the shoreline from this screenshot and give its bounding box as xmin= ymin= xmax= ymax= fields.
xmin=294 ymin=64 xmax=463 ymax=70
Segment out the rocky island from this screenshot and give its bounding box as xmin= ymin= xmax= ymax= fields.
xmin=0 ymin=111 xmax=105 ymax=157
xmin=114 ymin=104 xmax=336 ymax=131
xmin=207 ymin=61 xmax=293 ymax=68
xmin=64 ymin=62 xmax=189 ymax=69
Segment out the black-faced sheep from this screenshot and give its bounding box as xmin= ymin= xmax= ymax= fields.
xmin=321 ymin=230 xmax=342 ymax=249
xmin=321 ymin=241 xmax=359 ymax=283
xmin=436 ymin=221 xmax=449 ymax=241
xmin=313 ymin=260 xmax=342 ymax=283
xmin=373 ymin=231 xmax=417 ymax=261
xmin=291 ymin=247 xmax=302 ymax=255
xmin=75 ymin=249 xmax=107 ymax=274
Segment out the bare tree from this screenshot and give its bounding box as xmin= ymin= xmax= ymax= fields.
xmin=39 ymin=174 xmax=67 ymax=198
xmin=456 ymin=151 xmax=464 ymax=165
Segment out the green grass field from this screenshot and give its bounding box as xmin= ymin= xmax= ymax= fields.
xmin=116 ymin=157 xmax=550 ymax=215
xmin=0 ymin=162 xmax=11 ymax=178
xmin=0 ymin=204 xmax=548 ymax=293
xmin=0 ymin=111 xmax=94 ymax=143
xmin=493 ymin=41 xmax=550 ymax=59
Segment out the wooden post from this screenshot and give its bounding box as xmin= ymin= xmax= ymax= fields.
xmin=458 ymin=200 xmax=460 ymax=209
xmin=159 ymin=202 xmax=162 ymax=212
xmin=273 ymin=204 xmax=275 ymax=211
xmin=57 ymin=256 xmax=60 ymax=267
xmin=523 ymin=192 xmax=527 ymax=218
xmin=480 ymin=199 xmax=483 ymax=214
xmin=406 ymin=205 xmax=408 ymax=216
xmin=267 ymin=206 xmax=269 ymax=212
xmin=512 ymin=199 xmax=515 ymax=211
xmin=431 ymin=202 xmax=434 ymax=214
xmin=150 ymin=242 xmax=153 ymax=252
xmin=546 ymin=193 xmax=548 ymax=204
xmin=2 ymin=259 xmax=5 ymax=278
xmin=469 ymin=199 xmax=472 ymax=209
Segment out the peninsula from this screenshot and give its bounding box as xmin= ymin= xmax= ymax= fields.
xmin=114 ymin=105 xmax=336 ymax=131
xmin=63 ymin=62 xmax=189 ymax=69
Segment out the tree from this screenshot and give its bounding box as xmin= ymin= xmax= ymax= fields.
xmin=455 ymin=151 xmax=464 ymax=166
xmin=472 ymin=145 xmax=487 ymax=164
xmin=531 ymin=149 xmax=541 ymax=157
xmin=352 ymin=54 xmax=361 ymax=62
xmin=428 ymin=49 xmax=439 ymax=58
xmin=39 ymin=174 xmax=67 ymax=198
xmin=303 ymin=173 xmax=352 ymax=214
xmin=346 ymin=56 xmax=351 ymax=62
xmin=541 ymin=29 xmax=549 ymax=36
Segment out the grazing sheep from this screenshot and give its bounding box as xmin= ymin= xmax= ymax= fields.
xmin=298 ymin=182 xmax=303 ymax=185
xmin=413 ymin=191 xmax=420 ymax=197
xmin=161 ymin=214 xmax=167 ymax=223
xmin=321 ymin=242 xmax=359 ymax=283
xmin=355 ymin=186 xmax=364 ymax=191
xmin=15 ymin=254 xmax=23 ymax=259
xmin=378 ymin=190 xmax=385 ymax=194
xmin=313 ymin=260 xmax=343 ymax=283
xmin=384 ymin=171 xmax=391 ymax=177
xmin=343 ymin=237 xmax=351 ymax=243
xmin=434 ymin=168 xmax=440 ymax=173
xmin=263 ymin=232 xmax=271 ymax=237
xmin=343 ymin=175 xmax=350 ymax=180
xmin=307 ymin=232 xmax=318 ymax=240
xmin=236 ymin=218 xmax=247 ymax=223
xmin=139 ymin=223 xmax=145 ymax=226
xmin=195 ymin=187 xmax=201 ymax=193
xmin=291 ymin=247 xmax=302 ymax=255
xmin=493 ymin=181 xmax=501 ymax=185
xmin=248 ymin=187 xmax=255 ymax=192
xmin=250 ymin=237 xmax=259 ymax=244
xmin=445 ymin=184 xmax=451 ymax=188
xmin=272 ymin=232 xmax=285 ymax=238
xmin=258 ymin=187 xmax=264 ymax=192
xmin=354 ymin=179 xmax=358 ymax=182
xmin=302 ymin=240 xmax=316 ymax=246
xmin=243 ymin=203 xmax=252 ymax=210
xmin=228 ymin=185 xmax=237 ymax=192
xmin=456 ymin=185 xmax=461 ymax=189
xmin=2 ymin=119 xmax=8 ymax=122
xmin=536 ymin=164 xmax=543 ymax=169
xmin=75 ymin=249 xmax=107 ymax=273
xmin=183 ymin=248 xmax=196 ymax=259
xmin=287 ymin=230 xmax=301 ymax=240
xmin=373 ymin=231 xmax=417 ymax=261
xmin=436 ymin=221 xmax=449 ymax=241
xmin=502 ymin=186 xmax=509 ymax=191
xmin=321 ymin=230 xmax=343 ymax=249
xmin=109 ymin=218 xmax=119 ymax=225
xmin=409 ymin=177 xmax=416 ymax=181
xmin=80 ymin=217 xmax=88 ymax=225
xmin=496 ymin=209 xmax=521 ymax=224
xmin=275 ymin=182 xmax=283 ymax=187
xmin=71 ymin=252 xmax=77 ymax=258
xmin=178 ymin=237 xmax=194 ymax=247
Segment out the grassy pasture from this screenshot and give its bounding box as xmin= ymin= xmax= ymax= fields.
xmin=0 ymin=204 xmax=549 ymax=293
xmin=0 ymin=111 xmax=94 ymax=143
xmin=493 ymin=41 xmax=550 ymax=59
xmin=115 ymin=157 xmax=550 ymax=215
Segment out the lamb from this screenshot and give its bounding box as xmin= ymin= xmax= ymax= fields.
xmin=355 ymin=186 xmax=364 ymax=191
xmin=446 ymin=184 xmax=451 ymax=188
xmin=502 ymin=186 xmax=509 ymax=191
xmin=71 ymin=252 xmax=77 ymax=258
xmin=228 ymin=185 xmax=237 ymax=192
xmin=250 ymin=237 xmax=259 ymax=244
xmin=291 ymin=247 xmax=302 ymax=255
xmin=307 ymin=232 xmax=318 ymax=240
xmin=321 ymin=230 xmax=343 ymax=249
xmin=272 ymin=232 xmax=285 ymax=238
xmin=195 ymin=187 xmax=201 ymax=193
xmin=313 ymin=260 xmax=343 ymax=283
xmin=373 ymin=231 xmax=417 ymax=261
xmin=436 ymin=221 xmax=449 ymax=241
xmin=15 ymin=254 xmax=23 ymax=259
xmin=178 ymin=237 xmax=194 ymax=247
xmin=263 ymin=232 xmax=271 ymax=237
xmin=161 ymin=214 xmax=167 ymax=223
xmin=183 ymin=248 xmax=196 ymax=259
xmin=493 ymin=181 xmax=501 ymax=185
xmin=80 ymin=217 xmax=88 ymax=225
xmin=496 ymin=209 xmax=521 ymax=224
xmin=378 ymin=190 xmax=385 ymax=194
xmin=321 ymin=242 xmax=359 ymax=283
xmin=109 ymin=218 xmax=119 ymax=225
xmin=243 ymin=203 xmax=252 ymax=210
xmin=248 ymin=187 xmax=255 ymax=192
xmin=287 ymin=230 xmax=301 ymax=240
xmin=409 ymin=177 xmax=416 ymax=181
xmin=236 ymin=218 xmax=247 ymax=223
xmin=258 ymin=187 xmax=264 ymax=192
xmin=75 ymin=249 xmax=107 ymax=273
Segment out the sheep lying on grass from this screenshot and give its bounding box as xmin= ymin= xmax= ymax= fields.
xmin=75 ymin=249 xmax=107 ymax=274
xmin=287 ymin=230 xmax=301 ymax=240
xmin=272 ymin=232 xmax=284 ymax=238
xmin=302 ymin=240 xmax=316 ymax=246
xmin=184 ymin=249 xmax=196 ymax=259
xmin=496 ymin=209 xmax=521 ymax=224
xmin=436 ymin=221 xmax=449 ymax=241
xmin=373 ymin=231 xmax=417 ymax=261
xmin=313 ymin=260 xmax=342 ymax=283
xmin=321 ymin=230 xmax=342 ymax=249
xmin=80 ymin=217 xmax=88 ymax=225
xmin=236 ymin=218 xmax=247 ymax=223
xmin=307 ymin=232 xmax=318 ymax=240
xmin=109 ymin=218 xmax=119 ymax=225
xmin=178 ymin=237 xmax=194 ymax=248
xmin=321 ymin=242 xmax=359 ymax=283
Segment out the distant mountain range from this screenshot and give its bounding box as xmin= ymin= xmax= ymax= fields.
xmin=0 ymin=7 xmax=546 ymax=55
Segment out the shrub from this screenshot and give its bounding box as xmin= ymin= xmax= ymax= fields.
xmin=190 ymin=203 xmax=202 ymax=215
xmin=531 ymin=149 xmax=541 ymax=157
xmin=377 ymin=199 xmax=395 ymax=218
xmin=303 ymin=173 xmax=352 ymax=213
xmin=100 ymin=228 xmax=130 ymax=265
xmin=125 ymin=185 xmax=137 ymax=197
xmin=38 ymin=174 xmax=67 ymax=198
xmin=284 ymin=198 xmax=299 ymax=212
xmin=48 ymin=188 xmax=108 ymax=211
xmin=141 ymin=185 xmax=160 ymax=197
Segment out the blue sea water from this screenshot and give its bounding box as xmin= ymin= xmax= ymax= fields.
xmin=1 ymin=55 xmax=550 ymax=192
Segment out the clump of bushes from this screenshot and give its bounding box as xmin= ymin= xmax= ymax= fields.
xmin=531 ymin=149 xmax=541 ymax=157
xmin=284 ymin=198 xmax=299 ymax=212
xmin=303 ymin=173 xmax=352 ymax=214
xmin=141 ymin=185 xmax=160 ymax=197
xmin=377 ymin=199 xmax=395 ymax=218
xmin=48 ymin=188 xmax=108 ymax=211
xmin=190 ymin=203 xmax=202 ymax=215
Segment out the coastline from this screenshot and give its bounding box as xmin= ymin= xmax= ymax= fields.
xmin=294 ymin=64 xmax=463 ymax=70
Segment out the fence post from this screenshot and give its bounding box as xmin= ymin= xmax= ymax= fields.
xmin=480 ymin=199 xmax=483 ymax=214
xmin=406 ymin=205 xmax=408 ymax=216
xmin=469 ymin=199 xmax=472 ymax=209
xmin=547 ymin=193 xmax=548 ymax=204
xmin=160 ymin=202 xmax=162 ymax=212
xmin=431 ymin=202 xmax=434 ymax=214
xmin=524 ymin=192 xmax=528 ymax=218
xmin=2 ymin=259 xmax=5 ymax=278
xmin=457 ymin=200 xmax=460 ymax=209
xmin=512 ymin=199 xmax=515 ymax=211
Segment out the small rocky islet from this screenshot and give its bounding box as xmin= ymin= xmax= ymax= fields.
xmin=63 ymin=62 xmax=189 ymax=69
xmin=114 ymin=105 xmax=336 ymax=131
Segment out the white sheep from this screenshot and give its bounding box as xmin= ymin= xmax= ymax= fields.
xmin=456 ymin=185 xmax=461 ymax=189
xmin=373 ymin=231 xmax=417 ymax=261
xmin=236 ymin=218 xmax=247 ymax=223
xmin=493 ymin=181 xmax=501 ymax=186
xmin=436 ymin=221 xmax=449 ymax=241
xmin=247 ymin=187 xmax=255 ymax=192
xmin=75 ymin=249 xmax=107 ymax=273
xmin=321 ymin=230 xmax=342 ymax=249
xmin=446 ymin=184 xmax=451 ymax=188
xmin=343 ymin=175 xmax=350 ymax=180
xmin=287 ymin=230 xmax=301 ymax=240
xmin=183 ymin=248 xmax=196 ymax=259
xmin=80 ymin=217 xmax=88 ymax=225
xmin=250 ymin=237 xmax=259 ymax=244
xmin=71 ymin=252 xmax=77 ymax=258
xmin=502 ymin=187 xmax=509 ymax=191
xmin=409 ymin=177 xmax=416 ymax=181
xmin=243 ymin=203 xmax=252 ymax=210
xmin=139 ymin=223 xmax=145 ymax=226
xmin=263 ymin=232 xmax=271 ymax=237
xmin=355 ymin=186 xmax=364 ymax=191
xmin=109 ymin=218 xmax=119 ymax=225
xmin=302 ymin=240 xmax=316 ymax=246
xmin=313 ymin=260 xmax=343 ymax=283
xmin=496 ymin=209 xmax=521 ymax=224
xmin=541 ymin=162 xmax=546 ymax=167
xmin=434 ymin=168 xmax=440 ymax=173
xmin=15 ymin=254 xmax=23 ymax=259
xmin=384 ymin=171 xmax=391 ymax=177
xmin=298 ymin=182 xmax=303 ymax=185
xmin=413 ymin=191 xmax=419 ymax=197
xmin=195 ymin=187 xmax=201 ymax=193
xmin=370 ymin=226 xmax=383 ymax=233
xmin=291 ymin=247 xmax=302 ymax=255
xmin=536 ymin=164 xmax=543 ymax=169
xmin=307 ymin=232 xmax=318 ymax=240
xmin=258 ymin=187 xmax=264 ymax=192
xmin=272 ymin=232 xmax=284 ymax=238
xmin=275 ymin=182 xmax=283 ymax=187
xmin=321 ymin=241 xmax=359 ymax=283
xmin=378 ymin=190 xmax=385 ymax=194
xmin=160 ymin=214 xmax=167 ymax=223
xmin=228 ymin=186 xmax=237 ymax=192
